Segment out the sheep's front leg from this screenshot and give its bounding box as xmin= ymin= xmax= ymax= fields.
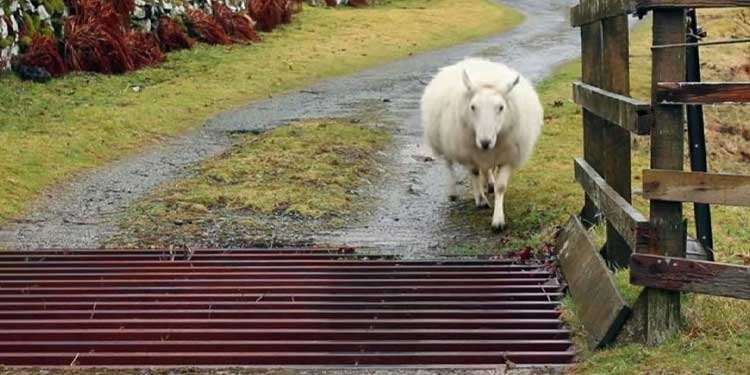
xmin=486 ymin=166 xmax=498 ymax=194
xmin=492 ymin=165 xmax=513 ymax=231
xmin=472 ymin=169 xmax=490 ymax=209
xmin=445 ymin=161 xmax=459 ymax=201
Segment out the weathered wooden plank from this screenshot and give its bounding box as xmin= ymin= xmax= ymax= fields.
xmin=631 ymin=254 xmax=750 ymax=301
xmin=570 ymin=0 xmax=636 ymax=27
xmin=573 ymin=83 xmax=652 ymax=135
xmin=645 ymin=9 xmax=687 ymax=346
xmin=574 ymin=158 xmax=651 ymax=252
xmin=579 ymin=21 xmax=606 ymax=228
xmin=656 ymin=82 xmax=750 ymax=105
xmin=556 ymin=216 xmax=631 ymax=348
xmin=600 ymin=15 xmax=635 ymax=269
xmin=638 ymin=0 xmax=750 ymax=9
xmin=643 ymin=169 xmax=750 ymax=207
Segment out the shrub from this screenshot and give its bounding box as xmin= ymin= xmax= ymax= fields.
xmin=212 ymin=2 xmax=261 ymax=43
xmin=248 ymin=0 xmax=290 ymax=32
xmin=156 ymin=17 xmax=195 ymax=52
xmin=126 ymin=31 xmax=165 ymax=69
xmin=18 ymin=34 xmax=67 ymax=77
xmin=63 ymin=1 xmax=135 ymax=73
xmin=184 ymin=9 xmax=232 ymax=45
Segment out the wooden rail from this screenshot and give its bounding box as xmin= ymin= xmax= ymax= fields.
xmin=574 ymin=159 xmax=651 ymax=254
xmin=643 ymin=170 xmax=750 ymax=207
xmin=573 ymin=82 xmax=653 ymax=135
xmin=570 ymin=0 xmax=636 ymax=26
xmin=656 ymin=82 xmax=750 ymax=105
xmin=557 ymin=217 xmax=630 ymax=348
xmin=631 ymin=254 xmax=750 ymax=300
xmin=637 ymin=0 xmax=750 ymax=9
xmin=569 ymin=0 xmax=750 ymax=27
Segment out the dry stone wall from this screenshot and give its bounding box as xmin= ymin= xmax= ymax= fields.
xmin=0 ymin=0 xmax=351 ymax=71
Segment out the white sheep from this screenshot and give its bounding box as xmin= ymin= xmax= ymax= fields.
xmin=420 ymin=58 xmax=543 ymax=231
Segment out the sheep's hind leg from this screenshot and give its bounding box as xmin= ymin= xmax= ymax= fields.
xmin=472 ymin=169 xmax=490 ymax=209
xmin=492 ymin=165 xmax=513 ymax=231
xmin=445 ymin=161 xmax=459 ymax=201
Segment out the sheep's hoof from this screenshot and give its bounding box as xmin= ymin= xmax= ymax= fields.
xmin=486 ymin=183 xmax=494 ymax=194
xmin=492 ymin=222 xmax=507 ymax=233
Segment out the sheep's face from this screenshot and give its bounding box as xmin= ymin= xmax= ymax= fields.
xmin=461 ymin=70 xmax=520 ymax=151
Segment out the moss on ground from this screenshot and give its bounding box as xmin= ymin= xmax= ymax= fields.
xmin=111 ymin=119 xmax=391 ymax=248
xmin=0 ymin=0 xmax=523 ymax=222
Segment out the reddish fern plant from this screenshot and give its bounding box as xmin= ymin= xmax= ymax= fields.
xmin=19 ymin=34 xmax=67 ymax=77
xmin=248 ymin=0 xmax=283 ymax=32
xmin=279 ymin=0 xmax=293 ymax=24
xmin=156 ymin=17 xmax=195 ymax=52
xmin=185 ymin=9 xmax=232 ymax=45
xmin=212 ymin=3 xmax=261 ymax=43
xmin=112 ymin=0 xmax=136 ymax=24
xmin=63 ymin=8 xmax=135 ymax=73
xmin=348 ymin=0 xmax=369 ymax=7
xmin=126 ymin=31 xmax=165 ymax=68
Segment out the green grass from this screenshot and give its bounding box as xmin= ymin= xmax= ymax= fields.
xmin=112 ymin=119 xmax=391 ymax=248
xmin=527 ymin=11 xmax=750 ymax=375
xmin=0 ymin=0 xmax=523 ymax=222
xmin=159 ymin=120 xmax=390 ymax=218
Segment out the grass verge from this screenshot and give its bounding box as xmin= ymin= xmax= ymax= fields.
xmin=111 ymin=119 xmax=391 ymax=248
xmin=0 ymin=0 xmax=523 ymax=222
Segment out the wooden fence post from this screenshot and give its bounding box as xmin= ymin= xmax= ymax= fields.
xmin=580 ymin=22 xmax=605 ymax=229
xmin=579 ymin=13 xmax=633 ymax=268
xmin=645 ymin=8 xmax=687 ymax=345
xmin=600 ymin=15 xmax=633 ymax=268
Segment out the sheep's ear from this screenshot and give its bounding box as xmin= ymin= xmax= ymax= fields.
xmin=462 ymin=69 xmax=475 ymax=93
xmin=505 ymin=75 xmax=521 ymax=95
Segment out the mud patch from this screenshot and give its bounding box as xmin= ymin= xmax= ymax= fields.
xmin=109 ymin=119 xmax=392 ymax=248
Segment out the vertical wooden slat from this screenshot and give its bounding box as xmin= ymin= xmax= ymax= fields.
xmin=600 ymin=15 xmax=633 ymax=268
xmin=579 ymin=21 xmax=606 ymax=228
xmin=645 ymin=9 xmax=687 ymax=346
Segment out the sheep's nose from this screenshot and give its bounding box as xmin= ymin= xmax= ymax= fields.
xmin=480 ymin=140 xmax=492 ymax=150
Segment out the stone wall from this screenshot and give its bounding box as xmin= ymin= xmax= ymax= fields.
xmin=0 ymin=0 xmax=349 ymax=71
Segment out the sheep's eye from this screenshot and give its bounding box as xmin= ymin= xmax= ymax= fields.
xmin=498 ymin=105 xmax=504 ymax=112
xmin=470 ymin=104 xmax=476 ymax=112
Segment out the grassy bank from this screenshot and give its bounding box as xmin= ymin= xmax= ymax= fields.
xmin=0 ymin=0 xmax=523 ymax=222
xmin=518 ymin=10 xmax=750 ymax=375
xmin=111 ymin=119 xmax=391 ymax=248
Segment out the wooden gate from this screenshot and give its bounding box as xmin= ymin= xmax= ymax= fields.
xmin=559 ymin=0 xmax=750 ymax=348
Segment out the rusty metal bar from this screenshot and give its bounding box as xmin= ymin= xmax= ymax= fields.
xmin=0 ymin=329 xmax=572 ymax=341
xmin=0 ymin=292 xmax=565 ymax=302
xmin=0 ymin=300 xmax=562 ymax=311
xmin=0 ymin=318 xmax=564 ymax=330
xmin=0 ymin=270 xmax=552 ymax=279
xmin=0 ymin=309 xmax=562 ymax=320
xmin=0 ymin=260 xmax=539 ymax=268
xmin=0 ymin=340 xmax=574 ymax=352
xmin=0 ymin=351 xmax=576 ymax=366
